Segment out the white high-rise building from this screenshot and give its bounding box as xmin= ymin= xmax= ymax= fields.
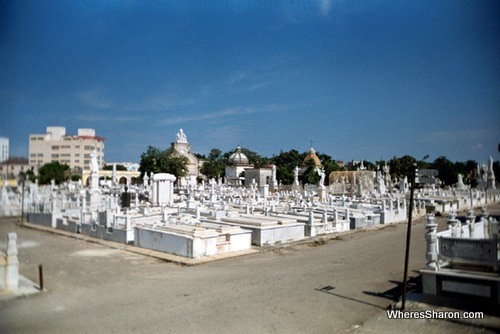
xmin=0 ymin=137 xmax=8 ymax=163
xmin=29 ymin=127 xmax=104 ymax=172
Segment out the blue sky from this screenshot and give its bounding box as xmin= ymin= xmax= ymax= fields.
xmin=1 ymin=0 xmax=499 ymax=164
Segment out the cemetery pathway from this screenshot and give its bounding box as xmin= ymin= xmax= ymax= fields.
xmin=0 ymin=206 xmax=499 ymax=333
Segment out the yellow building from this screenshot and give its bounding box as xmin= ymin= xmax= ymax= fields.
xmin=29 ymin=127 xmax=104 ymax=172
xmin=81 ymin=170 xmax=141 ymax=186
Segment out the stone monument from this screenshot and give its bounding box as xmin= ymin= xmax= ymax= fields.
xmin=89 ymin=150 xmax=102 ymax=210
xmin=171 ymin=129 xmax=199 ymax=186
xmin=152 ymin=173 xmax=176 ymax=206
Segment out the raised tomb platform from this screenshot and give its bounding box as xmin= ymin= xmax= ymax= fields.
xmin=420 ymin=209 xmax=500 ymax=307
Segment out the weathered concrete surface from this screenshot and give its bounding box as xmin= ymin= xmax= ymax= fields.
xmin=0 ymin=206 xmax=499 ymax=333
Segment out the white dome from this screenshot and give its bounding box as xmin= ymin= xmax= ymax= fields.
xmin=227 ymin=146 xmax=249 ymax=166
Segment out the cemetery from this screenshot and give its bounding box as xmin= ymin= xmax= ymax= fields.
xmin=1 ymin=130 xmax=499 ymax=310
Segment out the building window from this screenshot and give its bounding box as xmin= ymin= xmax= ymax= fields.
xmin=52 ymin=145 xmax=60 ymax=150
xmin=51 ymin=154 xmax=59 ymax=158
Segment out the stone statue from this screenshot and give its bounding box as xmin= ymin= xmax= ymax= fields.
xmin=90 ymin=150 xmax=99 ymax=173
xmin=316 ymin=167 xmax=325 ymax=186
xmin=176 ymin=129 xmax=188 ymax=143
xmin=292 ymin=166 xmax=300 ymax=191
xmin=456 ymin=174 xmax=466 ymax=190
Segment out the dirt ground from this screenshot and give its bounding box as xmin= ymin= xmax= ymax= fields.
xmin=0 ymin=204 xmax=499 ymax=333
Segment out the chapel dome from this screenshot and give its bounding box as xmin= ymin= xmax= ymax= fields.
xmin=228 ymin=146 xmax=250 ymax=166
xmin=303 ymin=147 xmax=322 ymax=167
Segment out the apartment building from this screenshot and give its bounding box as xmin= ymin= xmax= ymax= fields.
xmin=0 ymin=137 xmax=8 ymax=163
xmin=29 ymin=127 xmax=104 ymax=172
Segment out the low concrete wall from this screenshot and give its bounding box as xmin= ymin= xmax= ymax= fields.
xmin=27 ymin=213 xmax=52 ymax=227
xmin=55 ymin=218 xmax=79 ymax=233
xmin=80 ymin=224 xmax=129 ymax=244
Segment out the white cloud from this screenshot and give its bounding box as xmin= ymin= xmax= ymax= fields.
xmin=424 ymin=129 xmax=497 ymax=142
xmin=77 ymin=114 xmax=140 ymax=122
xmin=472 ymin=143 xmax=483 ymax=151
xmin=124 ymin=92 xmax=195 ymax=111
xmin=159 ymin=104 xmax=287 ymax=125
xmin=225 ymin=71 xmax=249 ymax=86
xmin=76 ymin=88 xmax=113 ymax=109
xmin=319 ymin=0 xmax=332 ymax=17
xmin=225 ymin=69 xmax=277 ymax=94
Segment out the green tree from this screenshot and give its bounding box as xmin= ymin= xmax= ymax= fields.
xmin=301 ymin=159 xmax=320 ymax=185
xmin=316 ymin=152 xmax=341 ymax=185
xmin=139 ymin=146 xmax=188 ymax=182
xmin=102 ymin=164 xmax=127 ymax=171
xmin=18 ymin=168 xmax=37 ymax=183
xmin=388 ymin=155 xmax=417 ymax=180
xmin=38 ymin=162 xmax=70 ymax=185
xmin=200 ymin=148 xmax=225 ymax=179
xmin=321 ymin=159 xmax=341 ymax=185
xmin=271 ymin=149 xmax=305 ymax=185
xmin=161 ymin=148 xmax=188 ymax=179
xmin=430 ymin=156 xmax=456 ymax=186
xmin=139 ymin=146 xmax=163 ymax=177
xmin=417 ymin=155 xmax=431 ymax=170
xmin=464 ymin=160 xmax=477 ymax=186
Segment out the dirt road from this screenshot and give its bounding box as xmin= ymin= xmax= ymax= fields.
xmin=0 ymin=207 xmax=498 ymax=333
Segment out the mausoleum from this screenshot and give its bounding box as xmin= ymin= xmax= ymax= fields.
xmin=225 ymin=146 xmax=251 ymax=185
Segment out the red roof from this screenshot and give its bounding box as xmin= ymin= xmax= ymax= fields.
xmin=76 ymin=136 xmax=106 ymax=142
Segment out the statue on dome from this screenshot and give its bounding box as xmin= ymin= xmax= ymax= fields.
xmin=176 ymin=129 xmax=188 ymax=143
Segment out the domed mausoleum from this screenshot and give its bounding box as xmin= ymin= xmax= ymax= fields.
xmin=302 ymin=147 xmax=322 ymax=167
xmin=225 ymin=146 xmax=251 ymax=185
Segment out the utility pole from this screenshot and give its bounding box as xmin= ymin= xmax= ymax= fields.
xmin=401 ymin=163 xmax=417 ymax=310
